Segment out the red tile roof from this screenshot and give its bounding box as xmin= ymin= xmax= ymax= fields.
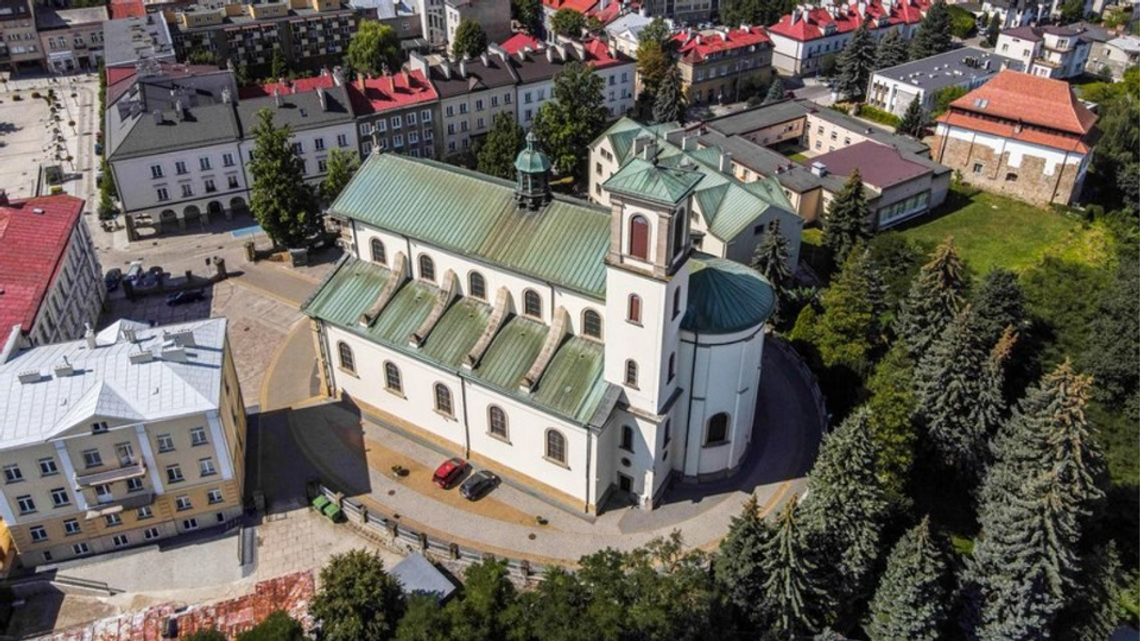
xmin=542 ymin=0 xmax=598 ymax=14
xmin=500 ymin=33 xmax=543 ymax=54
xmin=811 ymin=140 xmax=930 ymax=188
xmin=347 ymin=70 xmax=439 ymax=114
xmin=768 ymin=0 xmax=929 ymax=42
xmin=105 ymin=62 xmax=222 ymax=106
xmin=108 ymin=0 xmax=145 ymax=19
xmin=239 ymin=74 xmax=339 ymax=99
xmin=582 ymin=37 xmax=629 ymax=69
xmin=936 ymin=111 xmax=1092 ymax=153
xmin=0 ymin=195 xmax=85 ymax=351
xmin=674 ymin=26 xmax=771 ymax=63
xmin=587 ymin=0 xmax=621 ymax=24
xmin=943 ymin=70 xmax=1097 ymax=136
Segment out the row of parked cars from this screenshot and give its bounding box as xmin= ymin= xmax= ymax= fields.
xmin=104 ymin=261 xmax=206 ymax=305
xmin=432 ymin=458 xmax=500 ymax=501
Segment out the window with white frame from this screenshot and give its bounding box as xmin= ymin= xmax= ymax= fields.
xmin=156 ymin=187 xmax=169 ymax=201
xmin=199 ymin=458 xmax=216 ymax=477
xmin=73 ymin=542 xmax=91 ymax=555
xmin=50 ymin=487 xmax=70 ymax=507
xmin=407 ymin=111 xmax=417 ymax=125
xmin=166 ymin=464 xmax=184 ymax=483
xmin=175 ymin=161 xmax=188 ymax=175
xmin=157 ymin=434 xmax=175 ymax=453
xmin=82 ymin=449 xmax=102 ymax=468
xmin=181 ymin=184 xmax=193 ymax=198
xmin=144 ymin=527 xmax=160 ymax=540
xmin=182 ymin=518 xmax=199 ymax=530
xmin=199 ymin=157 xmax=211 ymax=171
xmin=421 ymin=109 xmax=432 ymax=122
xmin=113 ymin=534 xmax=129 ymax=547
xmin=30 ymin=525 xmax=47 ymax=542
xmin=137 ymin=505 xmax=153 ymax=519
xmin=3 ymin=464 xmax=22 ymax=483
xmin=64 ymin=519 xmax=81 ymax=535
xmin=391 ymin=115 xmax=402 ymax=129
xmin=105 ymin=513 xmax=122 ymax=527
xmin=315 ymin=137 xmax=325 ymax=151
xmin=176 ymin=496 xmax=192 ymax=511
xmin=208 ymin=488 xmax=224 ymax=504
xmin=127 ymin=477 xmax=144 ymax=492
xmin=191 ymin=427 xmax=208 ymax=446
xmin=150 ymin=165 xmax=164 ymax=179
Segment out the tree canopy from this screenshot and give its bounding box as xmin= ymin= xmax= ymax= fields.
xmin=477 ymin=112 xmax=526 ymax=180
xmin=532 ymin=61 xmax=607 ymax=181
xmin=834 ymin=24 xmax=877 ymax=101
xmin=876 ymin=29 xmax=910 ymax=69
xmin=248 ymin=109 xmax=320 ymax=248
xmin=550 ymin=8 xmax=587 ymax=37
xmin=321 ymin=148 xmax=359 ymax=203
xmin=897 ymin=96 xmax=926 ymax=137
xmin=822 ymin=169 xmax=872 ymax=265
xmin=511 ymin=0 xmax=542 ymax=33
xmin=909 ymin=0 xmax=954 ymax=60
xmin=451 ymin=19 xmax=488 ymax=59
xmin=346 ymin=21 xmax=402 ymax=77
xmin=652 ymin=64 xmax=687 ymax=124
xmin=311 ymin=549 xmax=407 ymax=641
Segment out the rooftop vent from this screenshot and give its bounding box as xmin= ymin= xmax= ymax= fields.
xmin=165 ymin=329 xmax=197 ymax=347
xmin=32 ymin=208 xmax=44 ymax=215
xmin=123 ymin=327 xmax=139 ymax=343
xmin=129 ymin=350 xmax=155 ymax=364
xmin=161 ymin=346 xmax=187 ymax=362
xmin=810 ymin=161 xmax=828 ymax=177
xmin=54 ymin=357 xmax=74 ymax=378
xmin=17 ymin=370 xmax=42 ymax=384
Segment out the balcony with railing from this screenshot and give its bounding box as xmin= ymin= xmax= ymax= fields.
xmin=84 ymin=492 xmax=155 ymax=521
xmin=75 ymin=460 xmax=147 ymax=488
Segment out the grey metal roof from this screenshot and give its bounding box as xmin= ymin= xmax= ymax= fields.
xmin=234 ymin=85 xmax=356 ymax=134
xmin=0 ymin=319 xmax=227 ymax=451
xmin=391 ymin=553 xmax=456 ymax=602
xmin=36 ymin=6 xmax=108 ymax=30
xmin=103 ymin=15 xmax=176 ymax=68
xmin=605 ymin=12 xmax=654 ymax=39
xmin=109 ymin=101 xmax=241 ymax=161
xmin=696 ymin=130 xmax=834 ymax=193
xmin=428 ymin=54 xmax=519 ymax=99
xmin=873 ymin=46 xmax=1023 ymax=91
xmin=703 ymin=99 xmax=811 ymax=136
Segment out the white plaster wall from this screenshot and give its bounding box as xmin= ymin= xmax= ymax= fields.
xmin=940 ymin=125 xmax=1087 ymax=175
xmin=111 ymin=141 xmax=245 ymax=215
xmin=237 ymin=121 xmax=358 ymax=181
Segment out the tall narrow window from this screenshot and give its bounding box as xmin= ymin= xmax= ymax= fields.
xmin=582 ymin=310 xmax=602 ymax=338
xmin=620 ymin=425 xmax=634 ymax=452
xmin=337 ymin=341 xmax=355 ymax=374
xmin=545 ymin=429 xmax=566 ymax=464
xmin=434 ymin=383 xmax=453 ymax=416
xmin=668 ymin=353 xmax=676 ymax=382
xmin=488 ymin=406 xmax=508 ymax=440
xmin=384 ymin=362 xmax=402 ymax=393
xmin=419 ymin=254 xmax=435 ymax=281
xmin=624 ymin=360 xmax=638 ymax=387
xmin=629 ymin=215 xmax=650 ymax=261
xmin=523 ymin=290 xmax=542 ymax=318
xmin=672 ymin=213 xmax=686 ymax=259
xmin=706 ymin=413 xmax=729 ymax=445
xmin=469 ymin=272 xmax=486 ymax=300
xmin=370 ymin=238 xmax=386 ymax=264
xmin=672 ymin=288 xmax=682 ymax=319
xmin=627 ymin=294 xmax=642 ymax=324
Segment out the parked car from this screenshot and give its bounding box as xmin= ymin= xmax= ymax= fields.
xmin=432 ymin=457 xmax=468 ymax=489
xmin=166 ymin=290 xmax=205 ymax=306
xmin=124 ymin=260 xmax=143 ymax=284
xmin=104 ymin=268 xmax=122 ymax=292
xmin=460 ymin=470 xmax=500 ymax=501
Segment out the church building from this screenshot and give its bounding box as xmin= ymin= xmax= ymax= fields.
xmin=303 ymin=133 xmax=776 ymax=513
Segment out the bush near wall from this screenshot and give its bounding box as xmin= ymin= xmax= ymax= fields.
xmin=856 ymin=104 xmax=902 ymax=128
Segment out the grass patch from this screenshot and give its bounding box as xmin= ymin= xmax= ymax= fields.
xmin=896 ymin=186 xmax=1114 ymax=274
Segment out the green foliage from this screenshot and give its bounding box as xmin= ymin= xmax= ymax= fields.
xmin=985 ymin=12 xmax=1001 ymax=47
xmin=1056 ymin=543 xmax=1125 ymax=641
xmin=909 ymin=0 xmax=954 ymax=59
xmin=1060 ymin=0 xmax=1086 ymax=24
xmin=636 ymin=39 xmax=672 ymax=102
xmin=444 ymin=559 xmax=516 ymax=641
xmin=311 ymin=549 xmax=407 ymax=641
xmin=452 ymin=19 xmax=488 ymax=59
xmin=857 ymin=104 xmax=902 ymax=128
xmin=764 ymin=75 xmax=786 ymax=104
xmin=638 ymin=17 xmax=672 ymax=45
xmin=248 ymin=109 xmax=320 ymax=248
xmin=866 ymin=232 xmax=922 ymax=310
xmin=969 ymin=268 xmax=1025 ymax=350
xmin=187 ymin=48 xmax=216 ymax=65
xmin=532 ymin=62 xmax=607 ymax=181
xmin=477 ymin=112 xmax=526 ymax=180
xmin=721 ymin=0 xmax=794 ymax=29
xmin=1022 ymin=256 xmax=1111 ymax=370
xmin=876 ymin=29 xmax=910 ymax=69
xmin=811 ymin=246 xmax=885 ymax=374
xmin=182 ymin=630 xmax=227 ymax=641
xmin=237 ymin=610 xmax=306 ymax=641
xmin=865 ymin=344 xmax=918 ymax=507
xmin=930 ymin=84 xmax=968 ymax=117
xmin=346 ymin=22 xmax=402 ymax=77
xmin=760 ymin=499 xmax=828 ymax=638
xmin=652 ymin=65 xmax=687 ymax=124
xmin=716 ymin=496 xmax=771 ymax=627
xmin=394 ymin=596 xmax=448 ymax=641
xmin=947 ymin=4 xmax=978 ymax=39
xmin=550 ymin=8 xmax=587 ymax=37
xmin=321 ymin=148 xmax=359 ymax=203
xmin=1084 ymin=69 xmax=1139 ymax=213
xmin=751 ymin=219 xmax=794 ymax=321
xmin=897 ymin=96 xmax=926 ymax=137
xmin=894 ymin=238 xmax=968 ymax=362
xmin=822 ymin=169 xmax=872 ymax=265
xmin=818 ymin=53 xmax=838 ymax=78
xmin=271 ymin=47 xmax=289 ymax=80
xmin=835 ymin=25 xmax=877 ymax=101
xmin=511 ymin=0 xmax=542 ymax=33
xmin=865 ymin=517 xmax=951 ymax=640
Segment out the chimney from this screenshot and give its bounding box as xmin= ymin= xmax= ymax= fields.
xmin=641 ymin=138 xmax=658 ymax=162
xmin=221 ymin=87 xmax=232 ymax=104
xmin=0 ymin=190 xmax=7 ymax=206
xmin=175 ymin=98 xmax=185 ymax=120
xmin=317 ymin=86 xmax=327 ymax=111
xmin=458 ymin=60 xmax=467 ymax=78
xmin=332 ymin=66 xmax=345 ymax=86
xmin=810 ymin=161 xmax=828 ymax=177
xmin=84 ymin=323 xmax=97 ymax=350
xmin=480 ymin=52 xmax=489 ymax=66
xmin=321 ymin=66 xmax=330 ymax=77
xmin=719 ymin=150 xmax=732 ymax=173
xmin=681 ymin=134 xmax=699 ymax=151
xmin=54 ymin=357 xmax=74 ymax=378
xmin=153 ymin=109 xmax=164 ymax=124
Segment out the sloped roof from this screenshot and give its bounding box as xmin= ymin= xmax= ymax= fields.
xmin=603 ymin=156 xmax=705 ymax=205
xmin=811 ymin=140 xmax=930 ymax=188
xmin=945 ymin=70 xmax=1096 ymax=135
xmin=234 ymin=85 xmax=356 ymax=133
xmin=329 ymin=153 xmax=612 ymax=298
xmin=769 ymin=0 xmax=929 ymax=42
xmin=682 ymin=255 xmax=775 ymax=334
xmin=499 ymin=33 xmax=543 ymax=54
xmin=109 ymin=101 xmax=241 ymax=160
xmin=391 ymin=553 xmax=456 ymax=602
xmin=673 ymin=26 xmax=770 ymax=64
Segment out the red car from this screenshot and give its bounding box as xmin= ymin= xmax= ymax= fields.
xmin=432 ymin=457 xmax=468 ymax=489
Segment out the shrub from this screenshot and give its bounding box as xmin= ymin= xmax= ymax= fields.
xmin=30 ymin=91 xmax=40 ymax=99
xmin=857 ymin=104 xmax=902 ymax=128
xmin=11 ymin=94 xmax=21 ymax=101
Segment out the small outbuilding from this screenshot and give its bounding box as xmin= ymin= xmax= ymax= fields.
xmin=390 ymin=553 xmax=457 ymax=603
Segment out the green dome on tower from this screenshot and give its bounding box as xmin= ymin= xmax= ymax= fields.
xmin=514 ymin=131 xmax=552 ymax=210
xmin=514 ymin=131 xmax=552 ymax=174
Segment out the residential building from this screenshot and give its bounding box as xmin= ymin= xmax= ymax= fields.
xmin=498 ymin=34 xmax=636 ymax=125
xmin=102 ymin=14 xmax=177 ymax=69
xmin=0 ymin=0 xmax=43 ymax=71
xmin=590 ymin=119 xmax=804 ymax=269
xmin=0 ymin=194 xmax=104 ymax=355
xmin=349 ymin=0 xmax=422 ymax=42
xmin=417 ymin=0 xmax=446 ymax=46
xmin=603 ymin=11 xmax=657 ymax=57
xmin=36 ymin=6 xmax=107 ymax=73
xmin=767 ymin=0 xmax=931 ymax=75
xmin=981 ymin=0 xmax=1037 ymax=27
xmin=444 ymin=0 xmax=510 ymax=47
xmin=167 ymin=0 xmax=358 ymax=73
xmin=866 ymin=47 xmax=1022 ymax=118
xmin=408 ymin=51 xmax=518 ymax=157
xmin=672 ymin=26 xmax=772 ymax=106
xmin=933 ymin=70 xmax=1097 ymax=206
xmin=996 ymin=24 xmax=1093 ymax=78
xmin=349 ymin=70 xmax=441 ymax=158
xmin=0 ymin=318 xmax=247 ymax=568
xmin=1088 ymin=33 xmax=1139 ymax=79
xmin=305 ymin=136 xmax=777 ymax=512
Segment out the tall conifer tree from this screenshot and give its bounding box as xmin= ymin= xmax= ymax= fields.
xmin=752 ymin=219 xmax=793 ymax=305
xmin=865 ymin=517 xmax=950 ymax=641
xmin=876 ymin=29 xmax=909 ymax=69
xmin=894 ymin=237 xmax=968 ymax=361
xmin=652 ymin=65 xmax=687 ymax=124
xmin=813 ymin=245 xmax=885 ymax=372
xmin=760 ymin=499 xmax=827 ymax=638
xmin=909 ymin=0 xmax=954 ymax=59
xmin=897 ymin=97 xmax=926 ymax=137
xmin=835 ymin=24 xmax=877 ymax=101
xmin=715 ymin=495 xmax=771 ymax=626
xmin=969 ymin=268 xmax=1025 ymax=350
xmin=822 ymin=170 xmax=872 ymax=265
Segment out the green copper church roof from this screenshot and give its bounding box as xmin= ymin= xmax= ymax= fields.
xmin=682 ymin=254 xmax=776 ymax=334
xmin=330 ymin=153 xmax=611 ymax=299
xmin=602 ymin=157 xmax=705 ymax=205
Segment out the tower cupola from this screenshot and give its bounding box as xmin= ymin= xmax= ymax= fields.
xmin=514 ymin=131 xmax=552 ymax=210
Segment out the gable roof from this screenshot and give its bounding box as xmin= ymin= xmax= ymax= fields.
xmin=811 ymin=140 xmax=930 ymax=188
xmin=108 ymin=100 xmax=241 ymax=160
xmin=673 ymin=26 xmax=770 ymax=64
xmin=945 ymin=69 xmax=1096 ymax=135
xmin=769 ymin=0 xmax=929 ymax=41
xmin=427 ymin=54 xmax=519 ymax=99
xmin=234 ymin=85 xmax=356 ymax=133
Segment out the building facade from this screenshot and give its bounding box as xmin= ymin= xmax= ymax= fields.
xmin=36 ymin=6 xmax=107 ymax=73
xmin=408 ymin=51 xmax=518 ymax=157
xmin=866 ymin=47 xmax=1021 ymax=118
xmin=0 ymin=0 xmax=42 ymax=70
xmin=933 ymin=70 xmax=1097 ymax=206
xmin=444 ymin=0 xmax=510 ymax=48
xmin=1087 ymin=33 xmax=1138 ymax=79
xmin=996 ymin=24 xmax=1093 ymax=79
xmin=672 ymin=26 xmax=772 ymax=106
xmin=351 ymin=70 xmax=442 ymax=159
xmin=0 ymin=195 xmax=104 ymax=356
xmin=0 ymin=319 xmax=246 ymax=568
xmin=304 ymin=137 xmax=777 ymax=513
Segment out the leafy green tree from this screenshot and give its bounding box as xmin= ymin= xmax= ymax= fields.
xmin=897 ymin=96 xmax=926 ymax=137
xmin=183 ymin=630 xmax=227 ymax=641
xmin=451 ymin=19 xmax=488 ymax=59
xmin=764 ymin=75 xmax=786 ymax=104
xmin=622 ymin=534 xmax=721 ymax=640
xmin=985 ymin=12 xmax=1001 ymax=47
xmin=511 ymin=0 xmax=542 ymax=33
xmin=310 ymin=549 xmax=407 ymax=641
xmin=947 ymin=5 xmax=978 ymax=39
xmin=321 ymin=148 xmax=359 ymax=203
xmin=930 ymin=84 xmax=968 ymax=116
xmin=445 ymin=559 xmax=517 ymax=641
xmin=97 ymin=164 xmax=117 ymax=219
xmin=1085 ymin=71 xmax=1139 ymax=212
xmin=834 ymin=24 xmax=877 ymax=101
xmin=653 ymin=64 xmax=687 ymax=124
xmin=812 ymin=245 xmax=884 ymax=373
xmin=1060 ymin=0 xmax=1085 ymax=23
xmin=237 ymin=611 xmax=306 ymax=641
xmin=876 ymin=29 xmax=910 ymax=69
xmin=248 ymin=109 xmax=320 ymax=248
xmin=969 ymin=268 xmax=1025 ymax=350
xmin=271 ymin=47 xmax=289 ymax=79
xmin=346 ymin=21 xmax=402 ymax=77
xmin=760 ymin=499 xmax=827 ymax=638
xmin=550 ymin=8 xmax=587 ymax=37
xmin=822 ymin=169 xmax=871 ymax=265
xmin=476 ymin=112 xmax=526 ymax=179
xmin=638 ymin=17 xmax=672 ymax=46
xmin=865 ymin=517 xmax=951 ymax=641
xmin=909 ymin=0 xmax=953 ymax=59
xmin=715 ymin=495 xmax=771 ymax=626
xmin=1079 ymin=250 xmax=1140 ymax=409
xmin=751 ymin=219 xmax=793 ymax=310
xmin=894 ymin=238 xmax=968 ymax=362
xmin=532 ymin=61 xmax=607 ymax=181
xmin=865 ymin=344 xmax=918 ymax=507
xmin=394 ymin=596 xmax=450 ymax=641
xmin=636 ymin=39 xmax=672 ymax=103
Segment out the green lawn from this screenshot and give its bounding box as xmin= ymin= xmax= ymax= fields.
xmin=896 ymin=186 xmax=1114 ymax=274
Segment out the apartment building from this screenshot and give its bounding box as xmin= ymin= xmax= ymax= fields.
xmin=0 ymin=0 xmax=43 ymax=71
xmin=0 ymin=194 xmax=104 ymax=355
xmin=603 ymin=12 xmax=658 ymax=58
xmin=1089 ymin=34 xmax=1140 ymax=79
xmin=866 ymin=47 xmax=1021 ymax=118
xmin=444 ymin=0 xmax=510 ymax=48
xmin=102 ymin=14 xmax=177 ymax=69
xmin=981 ymin=0 xmax=1037 ymax=28
xmin=0 ymin=318 xmax=246 ymax=568
xmin=36 ymin=6 xmax=107 ymax=74
xmin=672 ymin=26 xmax=772 ymax=106
xmin=408 ymin=51 xmax=518 ymax=157
xmin=349 ymin=70 xmax=441 ymax=158
xmin=996 ymin=24 xmax=1093 ymax=79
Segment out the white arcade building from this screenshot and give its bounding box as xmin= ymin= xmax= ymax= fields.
xmin=303 ymin=133 xmax=777 ymax=513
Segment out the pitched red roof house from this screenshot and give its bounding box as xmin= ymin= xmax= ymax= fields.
xmin=542 ymin=0 xmax=598 ymax=14
xmin=500 ymin=33 xmax=543 ymax=55
xmin=0 ymin=195 xmax=86 ymax=351
xmin=109 ymin=0 xmax=145 ymax=19
xmin=768 ymin=0 xmax=929 ymax=41
xmin=673 ymin=26 xmax=771 ymax=63
xmin=347 ymin=70 xmax=439 ymax=114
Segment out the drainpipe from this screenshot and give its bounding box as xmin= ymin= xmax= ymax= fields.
xmin=681 ymin=331 xmax=699 ymax=479
xmin=584 ymin=429 xmax=593 ymax=513
xmin=459 ymin=376 xmax=471 ymax=458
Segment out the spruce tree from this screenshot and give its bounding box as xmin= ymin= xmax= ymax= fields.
xmin=764 ymin=75 xmax=786 ymax=104
xmin=909 ymin=0 xmax=954 ymax=60
xmin=813 ymin=245 xmax=885 ymax=373
xmin=1056 ymin=543 xmax=1123 ymax=641
xmin=801 ymin=408 xmax=889 ymax=607
xmin=652 ymin=65 xmax=687 ymax=124
xmin=715 ymin=495 xmax=771 ymax=626
xmin=894 ymin=237 xmax=968 ymax=362
xmin=760 ymin=499 xmax=827 ymax=639
xmin=248 ymin=108 xmax=320 ymax=248
xmin=969 ymin=268 xmax=1025 ymax=350
xmin=834 ymin=24 xmax=877 ymax=101
xmin=865 ymin=517 xmax=950 ymax=641
xmin=897 ymin=96 xmax=926 ymax=138
xmin=876 ymin=29 xmax=910 ymax=69
xmin=822 ymin=169 xmax=871 ymax=266
xmin=751 ymin=219 xmax=793 ymax=304
xmin=976 ymin=326 xmax=1017 ymax=450
xmin=865 ymin=344 xmax=918 ymax=508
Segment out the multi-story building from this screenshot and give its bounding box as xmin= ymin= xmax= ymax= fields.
xmin=767 ymin=0 xmax=931 ymax=75
xmin=1088 ymin=33 xmax=1140 ymax=79
xmin=408 ymin=51 xmax=518 ymax=158
xmin=349 ymin=0 xmax=422 ymax=43
xmin=981 ymin=0 xmax=1037 ymax=28
xmin=417 ymin=0 xmax=446 ymax=46
xmin=305 ymin=135 xmax=778 ymax=512
xmin=350 ymin=70 xmax=441 ymax=159
xmin=444 ymin=0 xmax=510 ymax=48
xmin=36 ymin=6 xmax=107 ymax=74
xmin=0 ymin=318 xmax=247 ymax=568
xmin=0 ymin=194 xmax=104 ymax=355
xmin=933 ymin=70 xmax=1097 ymax=206
xmin=603 ymin=11 xmax=657 ymax=58
xmin=672 ymin=26 xmax=772 ymax=106
xmin=168 ymin=0 xmax=358 ymax=74
xmin=102 ymin=14 xmax=177 ymax=69
xmin=0 ymin=0 xmax=42 ymax=71
xmin=498 ymin=34 xmax=636 ymax=126
xmin=996 ymin=24 xmax=1093 ymax=78
xmin=866 ymin=47 xmax=1021 ymax=118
